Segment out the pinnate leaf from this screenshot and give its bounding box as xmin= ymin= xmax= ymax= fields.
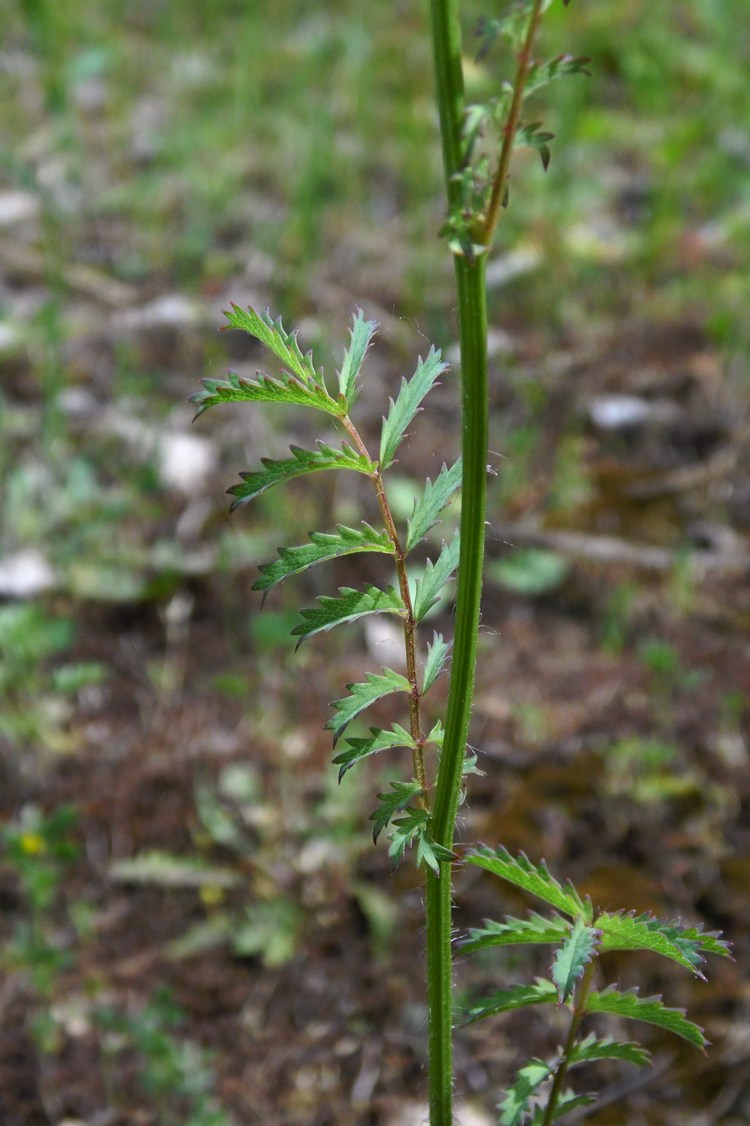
xmin=380 ymin=348 xmax=449 ymax=468
xmin=466 ymin=846 xmax=590 ymax=921
xmin=552 ymin=918 xmax=599 ymax=1002
xmin=413 ymin=534 xmax=460 ymax=622
xmin=463 ymin=978 xmax=558 ymax=1024
xmin=406 ymin=459 xmax=462 ymax=551
xmin=326 ymin=668 xmax=411 ymax=744
xmin=462 ymin=911 xmax=570 ymax=954
xmin=228 ymin=442 xmax=375 ymax=509
xmin=422 ymin=633 xmax=451 ymax=694
xmin=568 ymin=1033 xmax=650 ymax=1070
xmin=499 ymin=1059 xmax=551 ymax=1126
xmin=332 ymin=724 xmax=413 ymax=780
xmin=585 ymin=987 xmax=708 ymax=1050
xmin=292 ymin=584 xmax=404 ymax=647
xmin=338 ymin=308 xmax=378 ymax=406
xmin=223 ymin=304 xmax=319 ymax=385
xmin=253 ymin=523 xmax=392 ymax=596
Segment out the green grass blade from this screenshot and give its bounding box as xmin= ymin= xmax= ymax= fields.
xmin=585 ymin=987 xmax=708 ymax=1050
xmin=228 ymin=442 xmax=376 ymax=509
xmin=465 ymin=846 xmax=589 ymax=920
xmin=292 ymin=584 xmax=405 ymax=647
xmin=338 ymin=308 xmax=378 ymax=406
xmin=253 ymin=523 xmax=393 ymax=596
xmin=380 ymin=348 xmax=449 ymax=468
xmin=552 ymin=917 xmax=599 ymax=1002
xmin=326 ymin=668 xmax=411 ymax=744
xmin=406 ymin=459 xmax=462 ymax=551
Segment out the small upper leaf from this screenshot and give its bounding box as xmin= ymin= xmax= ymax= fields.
xmin=253 ymin=523 xmax=393 ymax=597
xmin=223 ymin=304 xmax=319 ymax=385
xmin=190 ymin=367 xmax=341 ymax=420
xmin=326 ymin=668 xmax=411 ymax=745
xmin=525 ymin=54 xmax=592 ymax=97
xmin=466 ymin=846 xmax=590 ymax=921
xmin=370 ymin=780 xmax=423 ymax=842
xmin=422 ymin=633 xmax=451 ymax=695
xmin=461 ymin=911 xmax=570 ymax=954
xmin=338 ymin=309 xmax=378 ymax=406
xmin=463 ymin=979 xmax=558 ymax=1025
xmin=380 ymin=348 xmax=449 ymax=468
xmin=529 ymin=1093 xmax=595 ymax=1124
xmin=585 ymin=987 xmax=708 ymax=1050
xmin=568 ymin=1033 xmax=650 ymax=1070
xmin=413 ymin=534 xmax=461 ymax=622
xmin=596 ymin=911 xmax=712 ymax=977
xmin=228 ymin=442 xmax=376 ymax=509
xmin=292 ymin=584 xmax=405 ymax=647
xmin=499 ymin=1059 xmax=552 ymax=1126
xmin=332 ymin=723 xmax=414 ymax=780
xmin=551 ymin=917 xmax=599 ymax=1002
xmin=406 ymin=459 xmax=462 ymax=551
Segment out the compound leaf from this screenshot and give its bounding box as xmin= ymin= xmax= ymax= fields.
xmin=223 ymin=304 xmax=319 ymax=385
xmin=466 ymin=846 xmax=590 ymax=921
xmin=253 ymin=523 xmax=392 ymax=596
xmin=585 ymin=987 xmax=708 ymax=1050
xmin=413 ymin=534 xmax=461 ymax=622
xmin=338 ymin=308 xmax=378 ymax=406
xmin=380 ymin=348 xmax=449 ymax=468
xmin=406 ymin=459 xmax=462 ymax=551
xmin=568 ymin=1033 xmax=650 ymax=1070
xmin=228 ymin=442 xmax=376 ymax=509
xmin=552 ymin=917 xmax=599 ymax=1002
xmin=332 ymin=723 xmax=413 ymax=780
xmin=292 ymin=584 xmax=405 ymax=647
xmin=499 ymin=1059 xmax=552 ymax=1126
xmin=462 ymin=911 xmax=570 ymax=954
xmin=422 ymin=633 xmax=451 ymax=695
xmin=463 ymin=979 xmax=558 ymax=1025
xmin=326 ymin=668 xmax=411 ymax=744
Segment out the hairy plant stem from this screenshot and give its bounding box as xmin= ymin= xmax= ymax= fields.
xmin=427 ymin=0 xmax=490 ymax=1119
xmin=340 ymin=414 xmax=428 ymax=801
xmin=479 ymin=0 xmax=546 ymax=247
xmin=541 ymin=960 xmax=597 ymax=1125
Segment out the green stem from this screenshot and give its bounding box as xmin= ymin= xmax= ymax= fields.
xmin=427 ymin=2 xmax=489 ymax=1121
xmin=541 ymin=960 xmax=597 ymax=1126
xmin=426 ymin=252 xmax=488 ymax=1126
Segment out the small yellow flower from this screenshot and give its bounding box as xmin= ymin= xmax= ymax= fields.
xmin=199 ymin=884 xmax=225 ymax=908
xmin=20 ymin=832 xmax=47 ymax=856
